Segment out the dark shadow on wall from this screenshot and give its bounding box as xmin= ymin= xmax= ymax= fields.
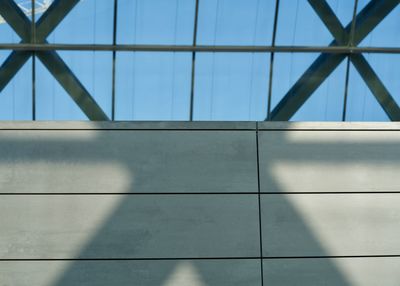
xmin=1 ymin=127 xmax=397 ymax=285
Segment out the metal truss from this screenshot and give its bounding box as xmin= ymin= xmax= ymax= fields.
xmin=1 ymin=44 xmax=400 ymax=54
xmin=0 ymin=0 xmax=108 ymax=120
xmin=269 ymin=0 xmax=400 ymax=121
xmin=0 ymin=0 xmax=399 ymax=121
xmin=0 ymin=0 xmax=52 ymax=24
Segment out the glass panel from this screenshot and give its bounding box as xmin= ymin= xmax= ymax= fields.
xmin=366 ymin=53 xmax=400 ymax=105
xmin=115 ymin=52 xmax=191 ymax=120
xmin=357 ymin=0 xmax=400 ymax=47
xmin=33 ymin=0 xmax=52 ymax=18
xmin=275 ymin=0 xmax=355 ymax=46
xmin=193 ymin=53 xmax=269 ymax=121
xmin=197 ymin=0 xmax=275 ymax=46
xmin=117 ymin=0 xmax=195 ymax=45
xmin=345 ymin=58 xmax=390 ymax=121
xmin=45 ymin=0 xmax=114 ymax=44
xmin=0 ymin=21 xmax=20 ymax=43
xmin=36 ymin=51 xmax=112 ymax=120
xmin=0 ymin=51 xmax=32 ymax=119
xmin=271 ymin=52 xmax=345 ymax=121
xmin=0 ymin=0 xmax=33 ymax=43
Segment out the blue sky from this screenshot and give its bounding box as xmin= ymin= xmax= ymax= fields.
xmin=0 ymin=0 xmax=399 ymax=121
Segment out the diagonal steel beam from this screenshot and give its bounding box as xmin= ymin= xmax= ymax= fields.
xmin=35 ymin=0 xmax=80 ymax=42
xmin=0 ymin=0 xmax=80 ymax=92
xmin=308 ymin=0 xmax=349 ymax=44
xmin=37 ymin=51 xmax=109 ymax=120
xmin=0 ymin=0 xmax=33 ymax=91
xmin=270 ymin=0 xmax=399 ymax=121
xmin=352 ymin=0 xmax=400 ymax=45
xmin=0 ymin=0 xmax=108 ymax=120
xmin=350 ymin=54 xmax=400 ymax=120
xmin=33 ymin=46 xmax=109 ymax=120
xmin=309 ymin=0 xmax=400 ymax=120
xmin=0 ymin=0 xmax=79 ymax=43
xmin=0 ymin=51 xmax=31 ymax=91
xmin=0 ymin=0 xmax=31 ymax=41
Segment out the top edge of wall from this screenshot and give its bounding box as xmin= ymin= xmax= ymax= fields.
xmin=258 ymin=122 xmax=400 ymax=131
xmin=0 ymin=121 xmax=399 ymax=130
xmin=0 ymin=121 xmax=256 ymax=130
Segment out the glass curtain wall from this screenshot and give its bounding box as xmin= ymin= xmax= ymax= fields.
xmin=0 ymin=0 xmax=399 ymax=121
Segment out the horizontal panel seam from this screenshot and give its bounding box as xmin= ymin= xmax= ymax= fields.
xmin=2 ymin=255 xmax=400 ymax=261
xmin=0 ymin=257 xmax=261 ymax=261
xmin=0 ymin=193 xmax=261 ymax=195
xmin=1 ymin=192 xmax=399 ymax=195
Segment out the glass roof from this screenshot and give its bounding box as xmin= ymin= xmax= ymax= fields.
xmin=0 ymin=0 xmax=399 ymax=121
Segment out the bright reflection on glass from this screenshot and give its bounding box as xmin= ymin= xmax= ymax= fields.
xmin=197 ymin=0 xmax=275 ymax=45
xmin=0 ymin=0 xmax=34 ymax=43
xmin=46 ymin=0 xmax=114 ymax=44
xmin=117 ymin=0 xmax=195 ymax=44
xmin=115 ymin=52 xmax=191 ymax=120
xmin=193 ymin=52 xmax=269 ymax=121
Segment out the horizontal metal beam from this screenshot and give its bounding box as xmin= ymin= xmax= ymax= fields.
xmin=1 ymin=44 xmax=400 ymax=54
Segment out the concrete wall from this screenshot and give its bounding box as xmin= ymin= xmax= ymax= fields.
xmin=1 ymin=121 xmax=400 ymax=286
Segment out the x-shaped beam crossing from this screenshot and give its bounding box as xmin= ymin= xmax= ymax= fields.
xmin=0 ymin=0 xmax=109 ymax=120
xmin=0 ymin=0 xmax=397 ymax=122
xmin=270 ymin=0 xmax=400 ymax=121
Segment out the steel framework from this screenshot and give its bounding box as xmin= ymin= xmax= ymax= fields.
xmin=0 ymin=0 xmax=399 ymax=121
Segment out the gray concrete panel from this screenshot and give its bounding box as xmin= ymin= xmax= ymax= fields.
xmin=0 ymin=121 xmax=257 ymax=130
xmin=0 ymin=195 xmax=259 ymax=259
xmin=258 ymin=121 xmax=400 ymax=130
xmin=259 ymin=130 xmax=400 ymax=192
xmin=263 ymin=257 xmax=400 ymax=286
xmin=0 ymin=259 xmax=261 ymax=286
xmin=261 ymin=194 xmax=400 ymax=257
xmin=0 ymin=130 xmax=257 ymax=193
